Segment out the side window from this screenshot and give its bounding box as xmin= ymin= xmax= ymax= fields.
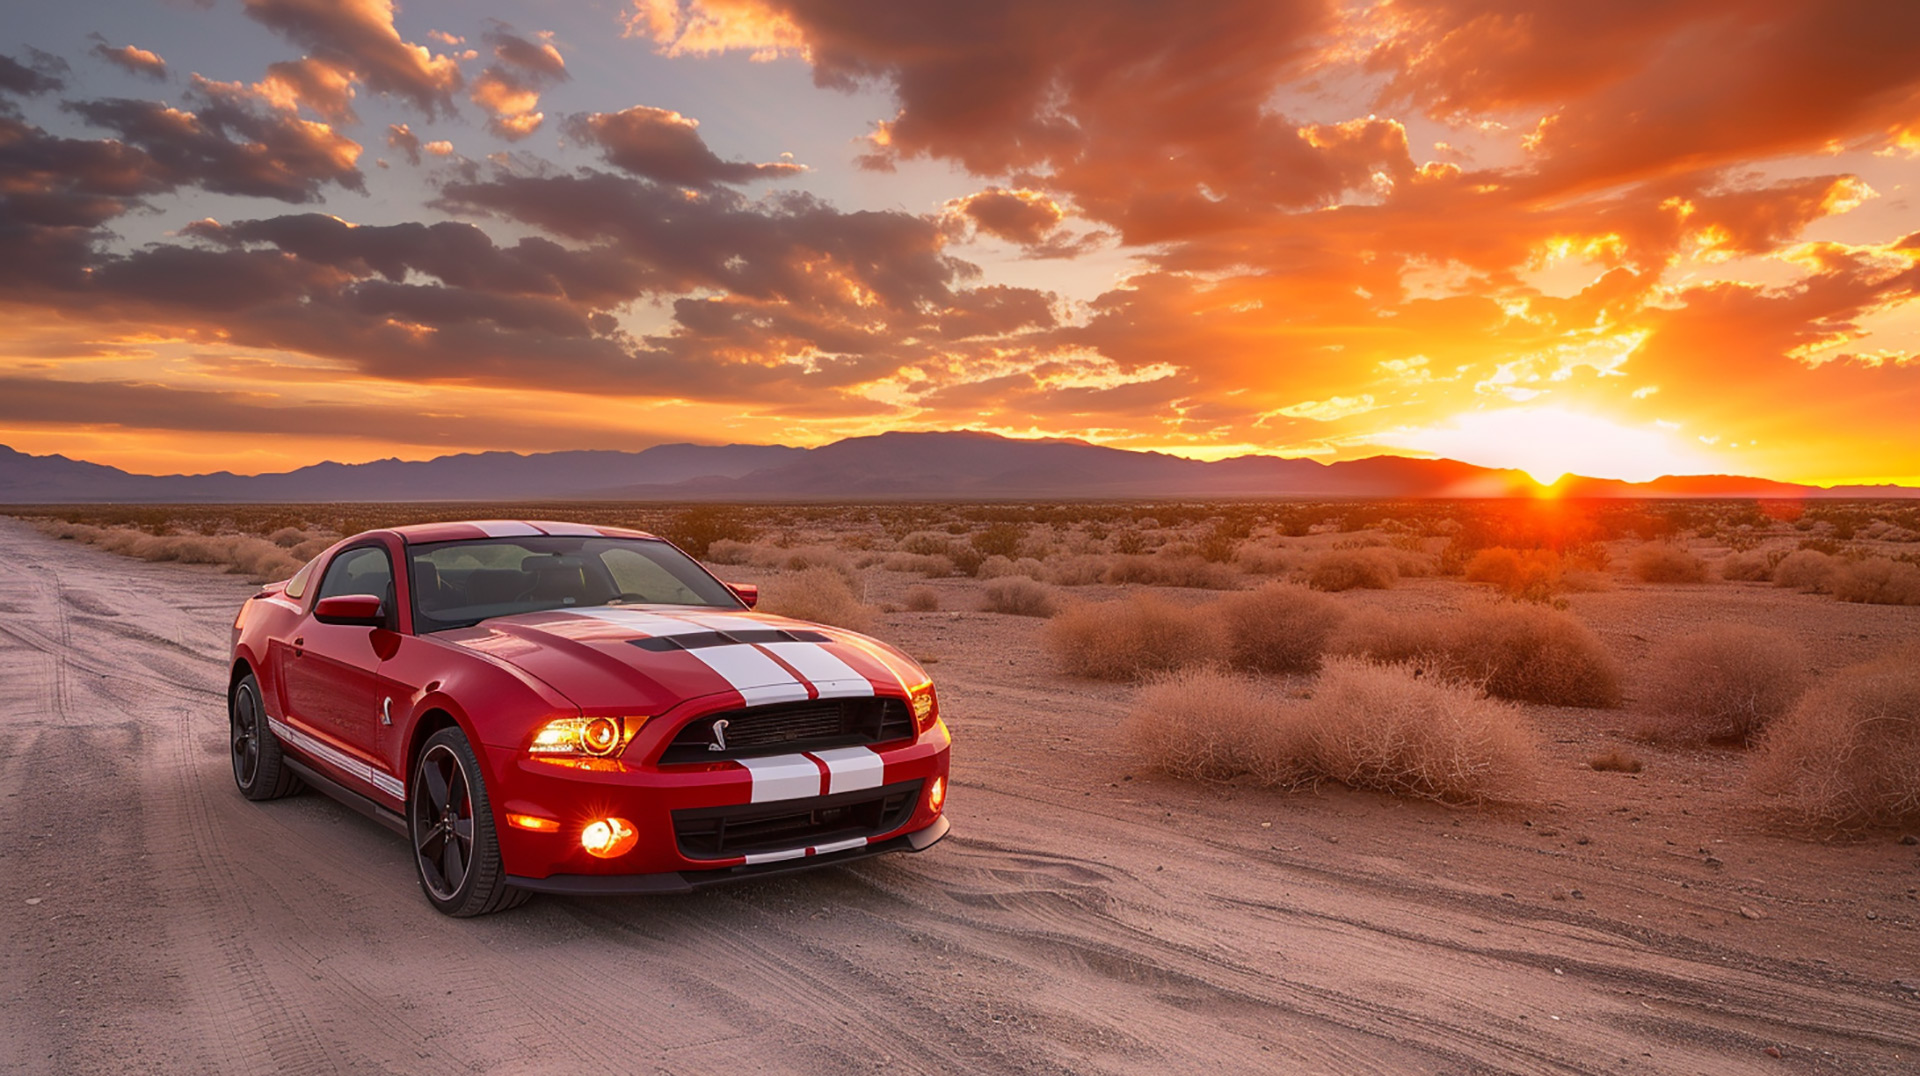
xmin=316 ymin=546 xmax=394 ymax=602
xmin=602 ymin=547 xmax=703 ymax=605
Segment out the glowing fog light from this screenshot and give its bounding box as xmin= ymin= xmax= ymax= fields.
xmin=928 ymin=776 xmax=946 ymax=813
xmin=581 ymin=817 xmax=637 ymax=858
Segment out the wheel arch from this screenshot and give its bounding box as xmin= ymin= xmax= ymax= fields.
xmin=404 ymin=706 xmax=463 ymax=788
xmin=229 ymin=656 xmax=257 ymax=696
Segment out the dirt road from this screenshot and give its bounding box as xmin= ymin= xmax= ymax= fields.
xmin=2 ymin=518 xmax=1915 ymax=1075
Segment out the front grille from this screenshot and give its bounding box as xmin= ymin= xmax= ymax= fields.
xmin=673 ymin=780 xmax=922 ymax=859
xmin=660 ymin=697 xmax=913 ymax=763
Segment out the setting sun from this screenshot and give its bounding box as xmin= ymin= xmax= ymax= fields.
xmin=1382 ymin=408 xmax=1720 ymax=485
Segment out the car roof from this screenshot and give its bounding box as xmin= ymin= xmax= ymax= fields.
xmin=388 ymin=520 xmax=659 ymax=544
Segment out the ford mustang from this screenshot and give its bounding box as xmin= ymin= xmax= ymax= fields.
xmin=227 ymin=520 xmax=950 ymax=916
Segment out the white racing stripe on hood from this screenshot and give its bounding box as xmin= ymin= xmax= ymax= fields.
xmin=758 ymin=641 xmax=873 ymax=698
xmin=697 ymin=646 xmax=811 ymax=706
xmin=565 ymin=606 xmax=878 ymax=703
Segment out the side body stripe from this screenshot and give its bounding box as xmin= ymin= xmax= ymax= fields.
xmin=269 ymin=718 xmax=405 ymax=800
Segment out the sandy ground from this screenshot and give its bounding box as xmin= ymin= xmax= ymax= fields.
xmin=2 ymin=517 xmax=1917 ymax=1076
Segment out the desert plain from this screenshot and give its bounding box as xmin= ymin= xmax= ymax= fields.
xmin=2 ymin=498 xmax=1917 ymax=1075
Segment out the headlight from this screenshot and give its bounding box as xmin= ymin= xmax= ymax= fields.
xmin=908 ymin=681 xmax=939 ymax=733
xmin=527 ymin=716 xmax=643 ymax=758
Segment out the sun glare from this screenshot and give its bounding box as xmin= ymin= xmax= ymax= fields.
xmin=1380 ymin=408 xmax=1719 ymax=485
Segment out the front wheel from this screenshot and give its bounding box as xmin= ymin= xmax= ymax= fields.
xmin=231 ymin=672 xmax=301 ymax=801
xmin=409 ymin=727 xmax=527 ymax=916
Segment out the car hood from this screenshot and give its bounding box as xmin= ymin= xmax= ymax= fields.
xmin=438 ymin=605 xmax=923 ymax=716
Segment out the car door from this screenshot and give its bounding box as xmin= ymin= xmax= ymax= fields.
xmin=279 ymin=542 xmax=394 ymax=763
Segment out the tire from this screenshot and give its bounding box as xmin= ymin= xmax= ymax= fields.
xmin=231 ymin=672 xmax=302 ymax=801
xmin=409 ymin=727 xmax=529 ymax=917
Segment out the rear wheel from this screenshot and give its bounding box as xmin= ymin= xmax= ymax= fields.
xmin=410 ymin=727 xmax=528 ymax=916
xmin=230 ymin=672 xmax=301 ymax=800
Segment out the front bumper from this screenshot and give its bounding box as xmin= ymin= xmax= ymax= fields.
xmin=507 ymin=814 xmax=949 ymax=896
xmin=485 ymin=720 xmax=951 ymax=885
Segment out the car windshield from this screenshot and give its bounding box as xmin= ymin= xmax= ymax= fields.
xmin=408 ymin=536 xmax=742 ymax=633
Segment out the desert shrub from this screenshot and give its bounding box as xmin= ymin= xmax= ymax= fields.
xmin=764 ymin=545 xmax=861 ymax=589
xmin=1306 ymin=548 xmax=1398 ymax=592
xmin=903 ymin=586 xmax=940 ymax=612
xmin=899 ymin=531 xmax=953 ymax=556
xmin=1125 ymin=669 xmax=1317 ymax=787
xmin=37 ymin=522 xmax=302 ymax=582
xmin=1464 ymin=547 xmax=1560 ymax=600
xmin=759 ymin=567 xmax=874 ymax=633
xmin=1217 ymin=583 xmax=1346 ymax=675
xmin=1639 ymin=626 xmax=1807 ymax=744
xmin=947 ymin=545 xmax=986 ymax=577
xmin=1044 ymin=593 xmax=1225 ymax=681
xmin=1750 ymin=648 xmax=1920 ymax=828
xmin=1629 ymin=543 xmax=1709 ymax=583
xmin=1231 ymin=542 xmax=1294 ymax=575
xmin=1387 ymin=548 xmax=1436 ymax=578
xmin=1124 ymin=662 xmax=1537 ymax=804
xmin=1331 ymin=604 xmax=1623 ymax=708
xmin=981 ymin=577 xmax=1059 ymax=618
xmin=1590 ymin=751 xmax=1643 ymax=773
xmin=977 ymin=555 xmax=1048 ymax=581
xmin=1830 ymin=558 xmax=1920 ymax=606
xmin=1046 ymin=555 xmax=1110 ymax=586
xmin=660 ymin=505 xmax=754 ymax=558
xmin=1717 ymin=550 xmax=1773 ymax=582
xmin=970 ymin=523 xmax=1023 ymax=559
xmin=1303 ymin=659 xmax=1538 ymax=804
xmin=1772 ymin=549 xmax=1836 ymax=592
xmin=702 ymin=538 xmax=755 ymax=565
xmin=1102 ymin=553 xmax=1240 ymax=590
xmin=1451 ymin=605 xmax=1624 ymax=708
xmin=267 ymin=526 xmax=309 ymax=548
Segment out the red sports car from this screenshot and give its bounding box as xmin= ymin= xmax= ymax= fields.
xmin=227 ymin=520 xmax=950 ymax=916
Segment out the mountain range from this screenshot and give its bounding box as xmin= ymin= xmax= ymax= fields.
xmin=1 ymin=432 xmax=1913 ymax=502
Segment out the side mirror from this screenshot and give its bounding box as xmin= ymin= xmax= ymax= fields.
xmin=315 ymin=594 xmax=386 ymax=626
xmin=726 ymin=582 xmax=758 ymax=609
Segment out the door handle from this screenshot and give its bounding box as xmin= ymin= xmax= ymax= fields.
xmin=292 ymin=636 xmax=304 ymax=657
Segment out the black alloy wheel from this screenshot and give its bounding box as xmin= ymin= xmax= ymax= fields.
xmin=230 ymin=672 xmax=300 ymax=800
xmin=408 ymin=727 xmax=527 ymax=916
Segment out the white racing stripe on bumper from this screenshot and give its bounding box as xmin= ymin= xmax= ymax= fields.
xmin=738 ymin=754 xmax=822 ymax=803
xmin=809 ymin=746 xmax=884 ymax=795
xmin=741 ymin=836 xmax=869 ymax=866
xmin=268 ymin=719 xmax=403 ymax=800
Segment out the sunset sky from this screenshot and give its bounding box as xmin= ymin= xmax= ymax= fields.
xmin=3 ymin=1 xmax=1917 ymax=484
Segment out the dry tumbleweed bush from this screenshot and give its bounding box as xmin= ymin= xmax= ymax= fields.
xmin=1750 ymin=648 xmax=1920 ymax=829
xmin=1044 ymin=593 xmax=1224 ymax=681
xmin=1125 ymin=661 xmax=1538 ymax=805
xmin=1639 ymin=626 xmax=1806 ymax=744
